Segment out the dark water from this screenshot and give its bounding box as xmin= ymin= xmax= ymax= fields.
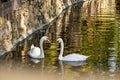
xmin=0 ymin=2 xmax=120 ymax=80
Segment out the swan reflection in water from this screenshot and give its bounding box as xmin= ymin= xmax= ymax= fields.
xmin=30 ymin=58 xmax=44 ymax=72
xmin=30 ymin=58 xmax=44 ymax=64
xmin=63 ymin=61 xmax=87 ymax=66
xmin=108 ymin=52 xmax=117 ymax=73
xmin=59 ymin=60 xmax=87 ymax=80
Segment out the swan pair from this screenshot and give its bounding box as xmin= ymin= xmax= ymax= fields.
xmin=28 ymin=36 xmax=89 ymax=61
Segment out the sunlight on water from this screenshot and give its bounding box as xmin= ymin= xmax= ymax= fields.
xmin=0 ymin=2 xmax=120 ymax=80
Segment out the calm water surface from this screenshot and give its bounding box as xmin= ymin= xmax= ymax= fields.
xmin=0 ymin=3 xmax=120 ymax=80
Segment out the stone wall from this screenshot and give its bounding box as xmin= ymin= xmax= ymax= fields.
xmin=0 ymin=0 xmax=83 ymax=55
xmin=0 ymin=0 xmax=117 ymax=55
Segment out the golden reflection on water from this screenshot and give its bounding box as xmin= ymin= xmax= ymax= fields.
xmin=0 ymin=2 xmax=120 ymax=80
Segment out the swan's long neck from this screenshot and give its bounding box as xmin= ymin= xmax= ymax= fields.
xmin=40 ymin=38 xmax=44 ymax=58
xmin=59 ymin=40 xmax=64 ymax=60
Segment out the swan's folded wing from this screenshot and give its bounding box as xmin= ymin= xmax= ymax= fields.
xmin=63 ymin=53 xmax=88 ymax=61
xmin=28 ymin=47 xmax=41 ymax=58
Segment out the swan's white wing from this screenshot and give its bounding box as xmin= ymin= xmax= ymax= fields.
xmin=28 ymin=47 xmax=41 ymax=58
xmin=63 ymin=53 xmax=89 ymax=61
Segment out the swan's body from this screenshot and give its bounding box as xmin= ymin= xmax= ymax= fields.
xmin=28 ymin=45 xmax=41 ymax=58
xmin=61 ymin=53 xmax=89 ymax=61
xmin=57 ymin=38 xmax=89 ymax=61
xmin=28 ymin=36 xmax=48 ymax=59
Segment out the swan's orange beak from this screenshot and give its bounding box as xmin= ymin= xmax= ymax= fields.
xmin=47 ymin=38 xmax=51 ymax=43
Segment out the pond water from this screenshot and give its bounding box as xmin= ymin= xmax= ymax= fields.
xmin=0 ymin=2 xmax=120 ymax=80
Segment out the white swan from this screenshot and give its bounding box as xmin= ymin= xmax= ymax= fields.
xmin=57 ymin=38 xmax=89 ymax=61
xmin=28 ymin=36 xmax=48 ymax=59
